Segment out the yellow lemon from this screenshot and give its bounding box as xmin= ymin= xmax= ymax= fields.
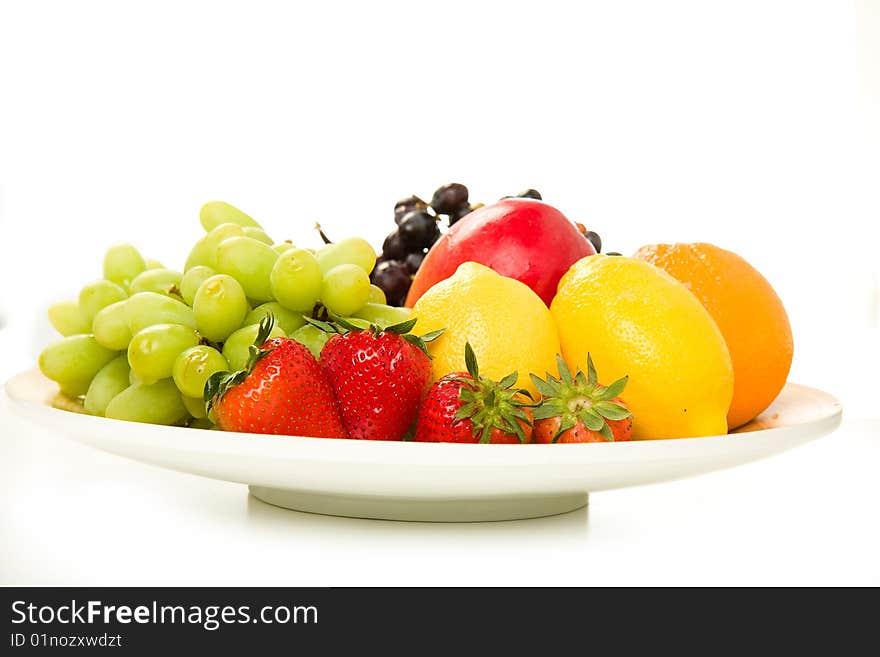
xmin=550 ymin=255 xmax=733 ymax=439
xmin=412 ymin=262 xmax=560 ymax=397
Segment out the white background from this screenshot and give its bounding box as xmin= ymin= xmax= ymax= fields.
xmin=1 ymin=1 xmax=878 ymax=585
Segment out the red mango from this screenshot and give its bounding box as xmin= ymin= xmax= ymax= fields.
xmin=405 ymin=198 xmax=596 ymax=307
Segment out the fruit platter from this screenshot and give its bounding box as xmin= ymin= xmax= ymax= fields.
xmin=4 ymin=185 xmax=842 ymax=521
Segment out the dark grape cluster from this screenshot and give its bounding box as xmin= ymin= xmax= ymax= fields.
xmin=372 ymin=183 xmax=478 ymax=305
xmin=371 ymin=184 xmax=607 ymax=306
xmin=575 ymin=223 xmax=602 ymax=253
xmin=502 ymin=188 xmax=543 ymax=201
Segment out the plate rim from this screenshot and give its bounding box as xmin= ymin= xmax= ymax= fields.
xmin=4 ymin=367 xmax=843 ymax=467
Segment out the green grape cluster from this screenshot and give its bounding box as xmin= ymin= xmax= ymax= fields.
xmin=38 ymin=201 xmax=411 ymax=428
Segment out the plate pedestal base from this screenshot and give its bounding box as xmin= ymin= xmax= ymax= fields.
xmin=248 ymin=486 xmax=589 ymax=522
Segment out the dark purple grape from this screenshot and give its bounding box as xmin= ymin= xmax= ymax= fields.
xmin=585 ymin=230 xmax=602 ymax=253
xmin=370 ymin=260 xmax=411 ymax=307
xmin=516 ymin=188 xmax=542 ymax=200
xmin=430 ymin=183 xmax=469 ymax=215
xmin=404 ymin=251 xmax=425 ymax=274
xmin=398 ymin=210 xmax=440 ymax=249
xmin=448 ymin=204 xmax=473 ymax=226
xmin=394 ymin=196 xmax=428 ymax=224
xmin=382 ymin=230 xmax=408 ymax=260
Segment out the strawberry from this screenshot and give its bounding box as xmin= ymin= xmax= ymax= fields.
xmin=529 ymin=355 xmax=633 ymax=443
xmin=312 ymin=316 xmax=442 ymax=441
xmin=205 ymin=316 xmax=347 ymax=438
xmin=414 ymin=342 xmax=535 ymax=444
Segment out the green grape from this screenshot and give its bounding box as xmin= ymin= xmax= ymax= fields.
xmin=184 ymin=223 xmax=244 ymax=271
xmin=48 ymin=300 xmax=90 ymax=336
xmin=144 ymin=258 xmax=165 ymax=269
xmin=352 ymin=302 xmax=412 ymax=328
xmin=222 ymin=323 xmax=285 ymax=370
xmin=127 ymin=323 xmax=200 ymax=384
xmin=203 ymin=223 xmax=245 ymax=265
xmin=92 ymin=300 xmax=132 ymax=350
xmin=125 ymin=292 xmax=197 ymax=334
xmin=270 ymin=248 xmax=322 ymax=312
xmin=184 ymin=236 xmax=212 ymax=271
xmin=182 ymin=395 xmax=208 ymax=419
xmin=180 ymin=266 xmax=216 ymax=306
xmin=193 ymin=274 xmax=249 ymax=342
xmin=316 ymin=237 xmax=377 ymax=275
xmin=38 ymin=334 xmax=118 ymax=397
xmin=172 ymin=345 xmax=228 ymax=398
xmin=105 ymin=380 xmax=188 ymax=425
xmin=341 ymin=317 xmax=371 ymax=330
xmin=103 ymin=244 xmax=146 ymax=288
xmin=129 ymin=268 xmax=183 ymax=297
xmin=367 ymin=284 xmax=387 ymax=305
xmin=289 ymin=324 xmax=329 ymax=360
xmin=129 ymin=368 xmax=142 ymax=385
xmin=273 ymin=241 xmax=296 ymax=255
xmin=244 ymin=302 xmax=307 ymax=334
xmin=84 ymin=355 xmax=131 ymax=416
xmin=215 ymin=236 xmax=277 ymax=302
xmin=322 ymin=264 xmax=370 ymax=316
xmin=188 ymin=417 xmax=216 ymax=429
xmin=199 ymin=201 xmax=262 ymax=231
xmin=244 ymin=226 xmax=273 ymax=245
xmin=79 ymin=280 xmax=128 ymax=324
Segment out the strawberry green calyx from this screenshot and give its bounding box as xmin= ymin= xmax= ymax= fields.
xmin=304 ymin=314 xmax=444 ymax=358
xmin=529 ymin=354 xmax=632 ymax=442
xmin=204 ymin=314 xmax=277 ymax=410
xmin=455 ymin=342 xmax=535 ymax=444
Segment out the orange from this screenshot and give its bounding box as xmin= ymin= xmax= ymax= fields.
xmin=634 ymin=243 xmax=793 ymax=430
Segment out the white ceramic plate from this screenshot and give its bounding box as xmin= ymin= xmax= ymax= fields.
xmin=5 ymin=368 xmax=841 ymax=521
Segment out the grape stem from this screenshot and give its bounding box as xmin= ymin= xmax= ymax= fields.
xmin=311 ymin=303 xmax=330 ymax=321
xmin=314 ymin=222 xmax=333 ymax=245
xmin=199 ymin=336 xmax=223 ymax=351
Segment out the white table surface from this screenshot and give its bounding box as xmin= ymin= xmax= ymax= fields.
xmin=1 ymin=317 xmax=878 ymax=587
